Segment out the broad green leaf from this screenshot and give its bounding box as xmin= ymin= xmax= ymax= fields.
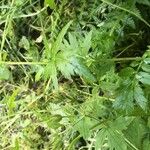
xmin=0 ymin=65 xmax=10 ymax=80
xmin=134 ymin=83 xmax=147 ymax=110
xmin=136 ymin=72 xmax=150 ymax=85
xmin=45 ymin=0 xmax=56 ymax=9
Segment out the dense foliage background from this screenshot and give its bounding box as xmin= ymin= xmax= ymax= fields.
xmin=0 ymin=0 xmax=150 ymax=149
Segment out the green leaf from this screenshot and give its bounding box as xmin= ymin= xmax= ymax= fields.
xmin=56 ymin=51 xmax=75 ymax=79
xmin=143 ymin=138 xmax=150 ymax=150
xmin=68 ymin=32 xmax=79 ymax=51
xmin=48 ymin=115 xmax=62 ymax=129
xmin=107 ymin=128 xmax=127 ymax=150
xmin=51 ymin=65 xmax=58 ymax=90
xmin=19 ymin=36 xmax=30 ymax=50
xmin=111 ymin=116 xmax=134 ymax=131
xmin=71 ymin=58 xmax=95 ymax=83
xmin=142 ymin=64 xmax=150 ymax=73
xmin=114 ymin=77 xmax=148 ymax=111
xmin=0 ymin=65 xmax=10 ymax=80
xmin=134 ymin=83 xmax=147 ymax=110
xmin=7 ymin=89 xmax=19 ymax=115
xmin=124 ymin=118 xmax=146 ymax=150
xmin=95 ymin=117 xmax=128 ymax=150
xmin=45 ymin=0 xmax=56 ymax=9
xmin=136 ymin=0 xmax=150 ymax=6
xmin=136 ymin=72 xmax=150 ymax=85
xmin=81 ymin=31 xmax=92 ymax=56
xmin=95 ymin=129 xmax=107 ymax=150
xmin=119 ymin=67 xmax=135 ymax=78
xmin=75 ymin=117 xmax=92 ymax=139
xmin=57 ymin=61 xmax=74 ymax=79
xmin=44 ymin=61 xmax=58 ymax=89
xmin=67 ymin=135 xmax=81 ymax=150
xmin=35 ymin=65 xmax=44 ymax=81
xmin=56 ymin=49 xmax=95 ymax=82
xmin=144 ymin=58 xmax=150 ymax=64
xmin=36 ymin=112 xmax=62 ymax=129
xmin=113 ymin=79 xmax=134 ymax=112
xmin=91 ymin=58 xmax=115 ymax=79
xmin=12 ymin=137 xmax=20 ymax=150
xmin=56 ymin=31 xmax=95 ymax=82
xmin=52 ymin=21 xmax=72 ymax=56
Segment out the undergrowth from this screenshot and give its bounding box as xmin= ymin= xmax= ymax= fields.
xmin=0 ymin=0 xmax=150 ymax=149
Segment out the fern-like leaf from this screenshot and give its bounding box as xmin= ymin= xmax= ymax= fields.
xmin=95 ymin=117 xmax=132 ymax=150
xmin=136 ymin=0 xmax=150 ymax=6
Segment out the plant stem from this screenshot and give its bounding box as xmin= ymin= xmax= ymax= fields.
xmin=0 ymin=61 xmax=47 ymax=65
xmin=0 ymin=57 xmax=142 ymax=66
xmin=110 ymin=57 xmax=142 ymax=61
